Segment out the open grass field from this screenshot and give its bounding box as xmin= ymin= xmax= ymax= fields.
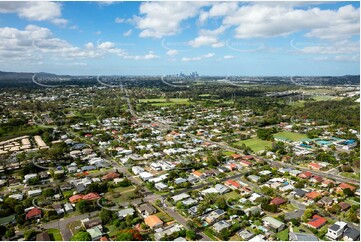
xmin=233 ymin=138 xmax=272 ymax=152
xmin=276 ymin=228 xmax=289 ymax=241
xmin=47 ymin=228 xmax=63 ymax=241
xmin=340 ymin=172 xmax=360 ymax=180
xmin=105 ymin=186 xmax=136 ymax=203
xmin=273 ymin=131 xmax=307 ymax=141
xmin=223 ymin=191 xmax=241 ymax=200
xmin=106 ymin=225 xmax=121 ymax=237
xmin=0 ymin=127 xmax=43 ymax=142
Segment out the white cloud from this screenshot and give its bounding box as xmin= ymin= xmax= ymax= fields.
xmin=95 ymin=31 xmax=102 ymax=35
xmin=199 ymin=2 xmax=239 ymax=23
xmin=134 ymin=1 xmax=209 ymax=38
xmin=123 ymin=29 xmax=132 ymax=37
xmin=166 ymin=50 xmax=178 ymax=56
xmin=115 ymin=17 xmax=125 ymax=23
xmin=223 ymin=55 xmax=234 ymax=59
xmin=181 ymin=53 xmax=215 ymax=62
xmin=222 ymin=3 xmax=359 ymax=39
xmin=85 ymin=42 xmax=94 ymax=49
xmin=292 ymin=40 xmax=359 ymax=55
xmin=51 ymin=18 xmax=68 ymax=27
xmin=0 ymin=2 xmax=66 ymax=24
xmin=0 ymin=25 xmax=131 ymax=64
xmin=97 ymin=41 xmax=116 ymax=50
xmin=124 ymin=51 xmax=159 ymax=60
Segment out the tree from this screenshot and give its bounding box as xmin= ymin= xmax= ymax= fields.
xmin=302 ymin=209 xmax=313 ymax=221
xmin=343 ymin=188 xmax=354 ymax=198
xmin=4 ymin=227 xmax=15 ymax=239
xmin=100 ymin=208 xmax=113 ymax=225
xmin=42 ymin=188 xmax=55 ymax=197
xmin=76 ymin=200 xmax=91 ymax=214
xmin=24 ymin=229 xmax=38 ymax=240
xmin=71 ymin=231 xmax=91 ymax=241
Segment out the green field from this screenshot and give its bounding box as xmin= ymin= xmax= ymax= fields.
xmin=340 ymin=172 xmax=360 ymax=180
xmin=233 ymin=138 xmax=272 ymax=152
xmin=106 ymin=225 xmax=121 ymax=237
xmin=47 ymin=228 xmax=63 ymax=241
xmin=273 ymin=131 xmax=307 ymax=142
xmin=276 ymin=228 xmax=289 ymax=241
xmin=223 ymin=191 xmax=241 ymax=200
xmin=105 ymin=186 xmax=136 ymax=203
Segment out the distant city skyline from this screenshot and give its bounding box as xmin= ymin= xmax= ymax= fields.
xmin=0 ymin=1 xmax=359 ymax=76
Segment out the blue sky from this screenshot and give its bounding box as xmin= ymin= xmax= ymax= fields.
xmin=0 ymin=1 xmax=359 ymax=76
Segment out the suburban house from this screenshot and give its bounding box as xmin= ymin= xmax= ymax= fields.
xmin=298 ymin=171 xmax=313 ymax=179
xmin=262 ymin=216 xmax=286 ymax=232
xmin=336 ymin=183 xmax=356 ymax=194
xmin=83 ymin=192 xmax=101 ymax=201
xmin=137 ymin=203 xmax=157 ymax=218
xmin=26 ymin=207 xmax=42 ymax=220
xmin=270 ymin=197 xmax=286 ymax=206
xmin=307 ymin=215 xmax=327 ymax=229
xmin=326 ymin=221 xmax=348 ymax=240
xmin=343 ymin=227 xmax=360 ymax=241
xmin=212 ymin=220 xmax=231 ymax=233
xmin=117 ymin=208 xmax=135 ymax=219
xmin=224 ymin=179 xmax=241 ymax=190
xmin=69 ymin=194 xmax=83 ymax=203
xmin=36 ymin=232 xmax=51 ymax=241
xmin=289 ymin=232 xmax=318 ymax=241
xmin=144 ymin=215 xmax=163 ymax=229
xmin=305 ymin=191 xmax=321 ymax=201
xmin=102 ymin=172 xmax=120 ymax=181
xmin=308 ymin=162 xmax=322 ymax=170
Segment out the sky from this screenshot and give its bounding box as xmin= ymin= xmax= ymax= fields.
xmin=0 ymin=1 xmax=359 ymax=76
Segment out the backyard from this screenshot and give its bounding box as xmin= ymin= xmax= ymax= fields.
xmin=233 ymin=138 xmax=272 ymax=152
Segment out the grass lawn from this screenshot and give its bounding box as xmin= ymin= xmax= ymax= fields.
xmin=222 ymin=150 xmax=235 ymax=156
xmin=223 ymin=191 xmax=241 ymax=200
xmin=229 ymin=234 xmax=242 ymax=241
xmin=47 ymin=228 xmax=63 ymax=241
xmin=233 ymin=138 xmax=272 ymax=152
xmin=281 ymin=203 xmax=298 ymax=212
xmin=340 ymin=172 xmax=360 ymax=180
xmin=276 ymin=228 xmax=289 ymax=241
xmin=155 ymin=211 xmax=173 ymax=223
xmin=68 ymin=220 xmax=82 ymax=235
xmin=105 ymin=187 xmax=136 ymax=203
xmin=0 ymin=127 xmax=43 ymax=142
xmin=273 ymin=131 xmax=307 ymax=142
xmin=106 ymin=225 xmax=121 ymax=237
xmin=203 ymin=228 xmax=218 ymax=241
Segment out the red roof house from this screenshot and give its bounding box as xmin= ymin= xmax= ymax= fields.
xmin=225 ymin=179 xmax=241 ymax=189
xmin=305 ymin=191 xmax=321 ymax=200
xmin=102 ymin=172 xmax=120 ymax=181
xmin=26 ymin=207 xmax=42 ymax=220
xmin=298 ymin=171 xmax=313 ymax=179
xmin=69 ymin=194 xmax=83 ymax=203
xmin=307 ymin=215 xmax=327 ymax=229
xmin=242 ymin=155 xmax=254 ymax=160
xmin=83 ymin=192 xmax=100 ymax=201
xmin=271 ymin=197 xmax=286 ymax=206
xmin=308 ymin=162 xmax=321 ymax=170
xmin=240 ymin=160 xmax=252 ymax=167
xmin=230 ymin=154 xmax=242 ymax=160
xmin=337 ymin=183 xmax=356 ymax=192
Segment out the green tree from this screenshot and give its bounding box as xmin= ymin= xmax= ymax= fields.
xmin=100 ymin=208 xmax=113 ymax=224
xmin=186 ymin=230 xmax=197 ymax=240
xmin=71 ymin=231 xmax=91 ymax=241
xmin=4 ymin=227 xmax=15 ymax=239
xmin=24 ymin=229 xmax=37 ymax=240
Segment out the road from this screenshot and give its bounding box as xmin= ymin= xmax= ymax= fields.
xmin=40 ymin=211 xmax=99 ymax=240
